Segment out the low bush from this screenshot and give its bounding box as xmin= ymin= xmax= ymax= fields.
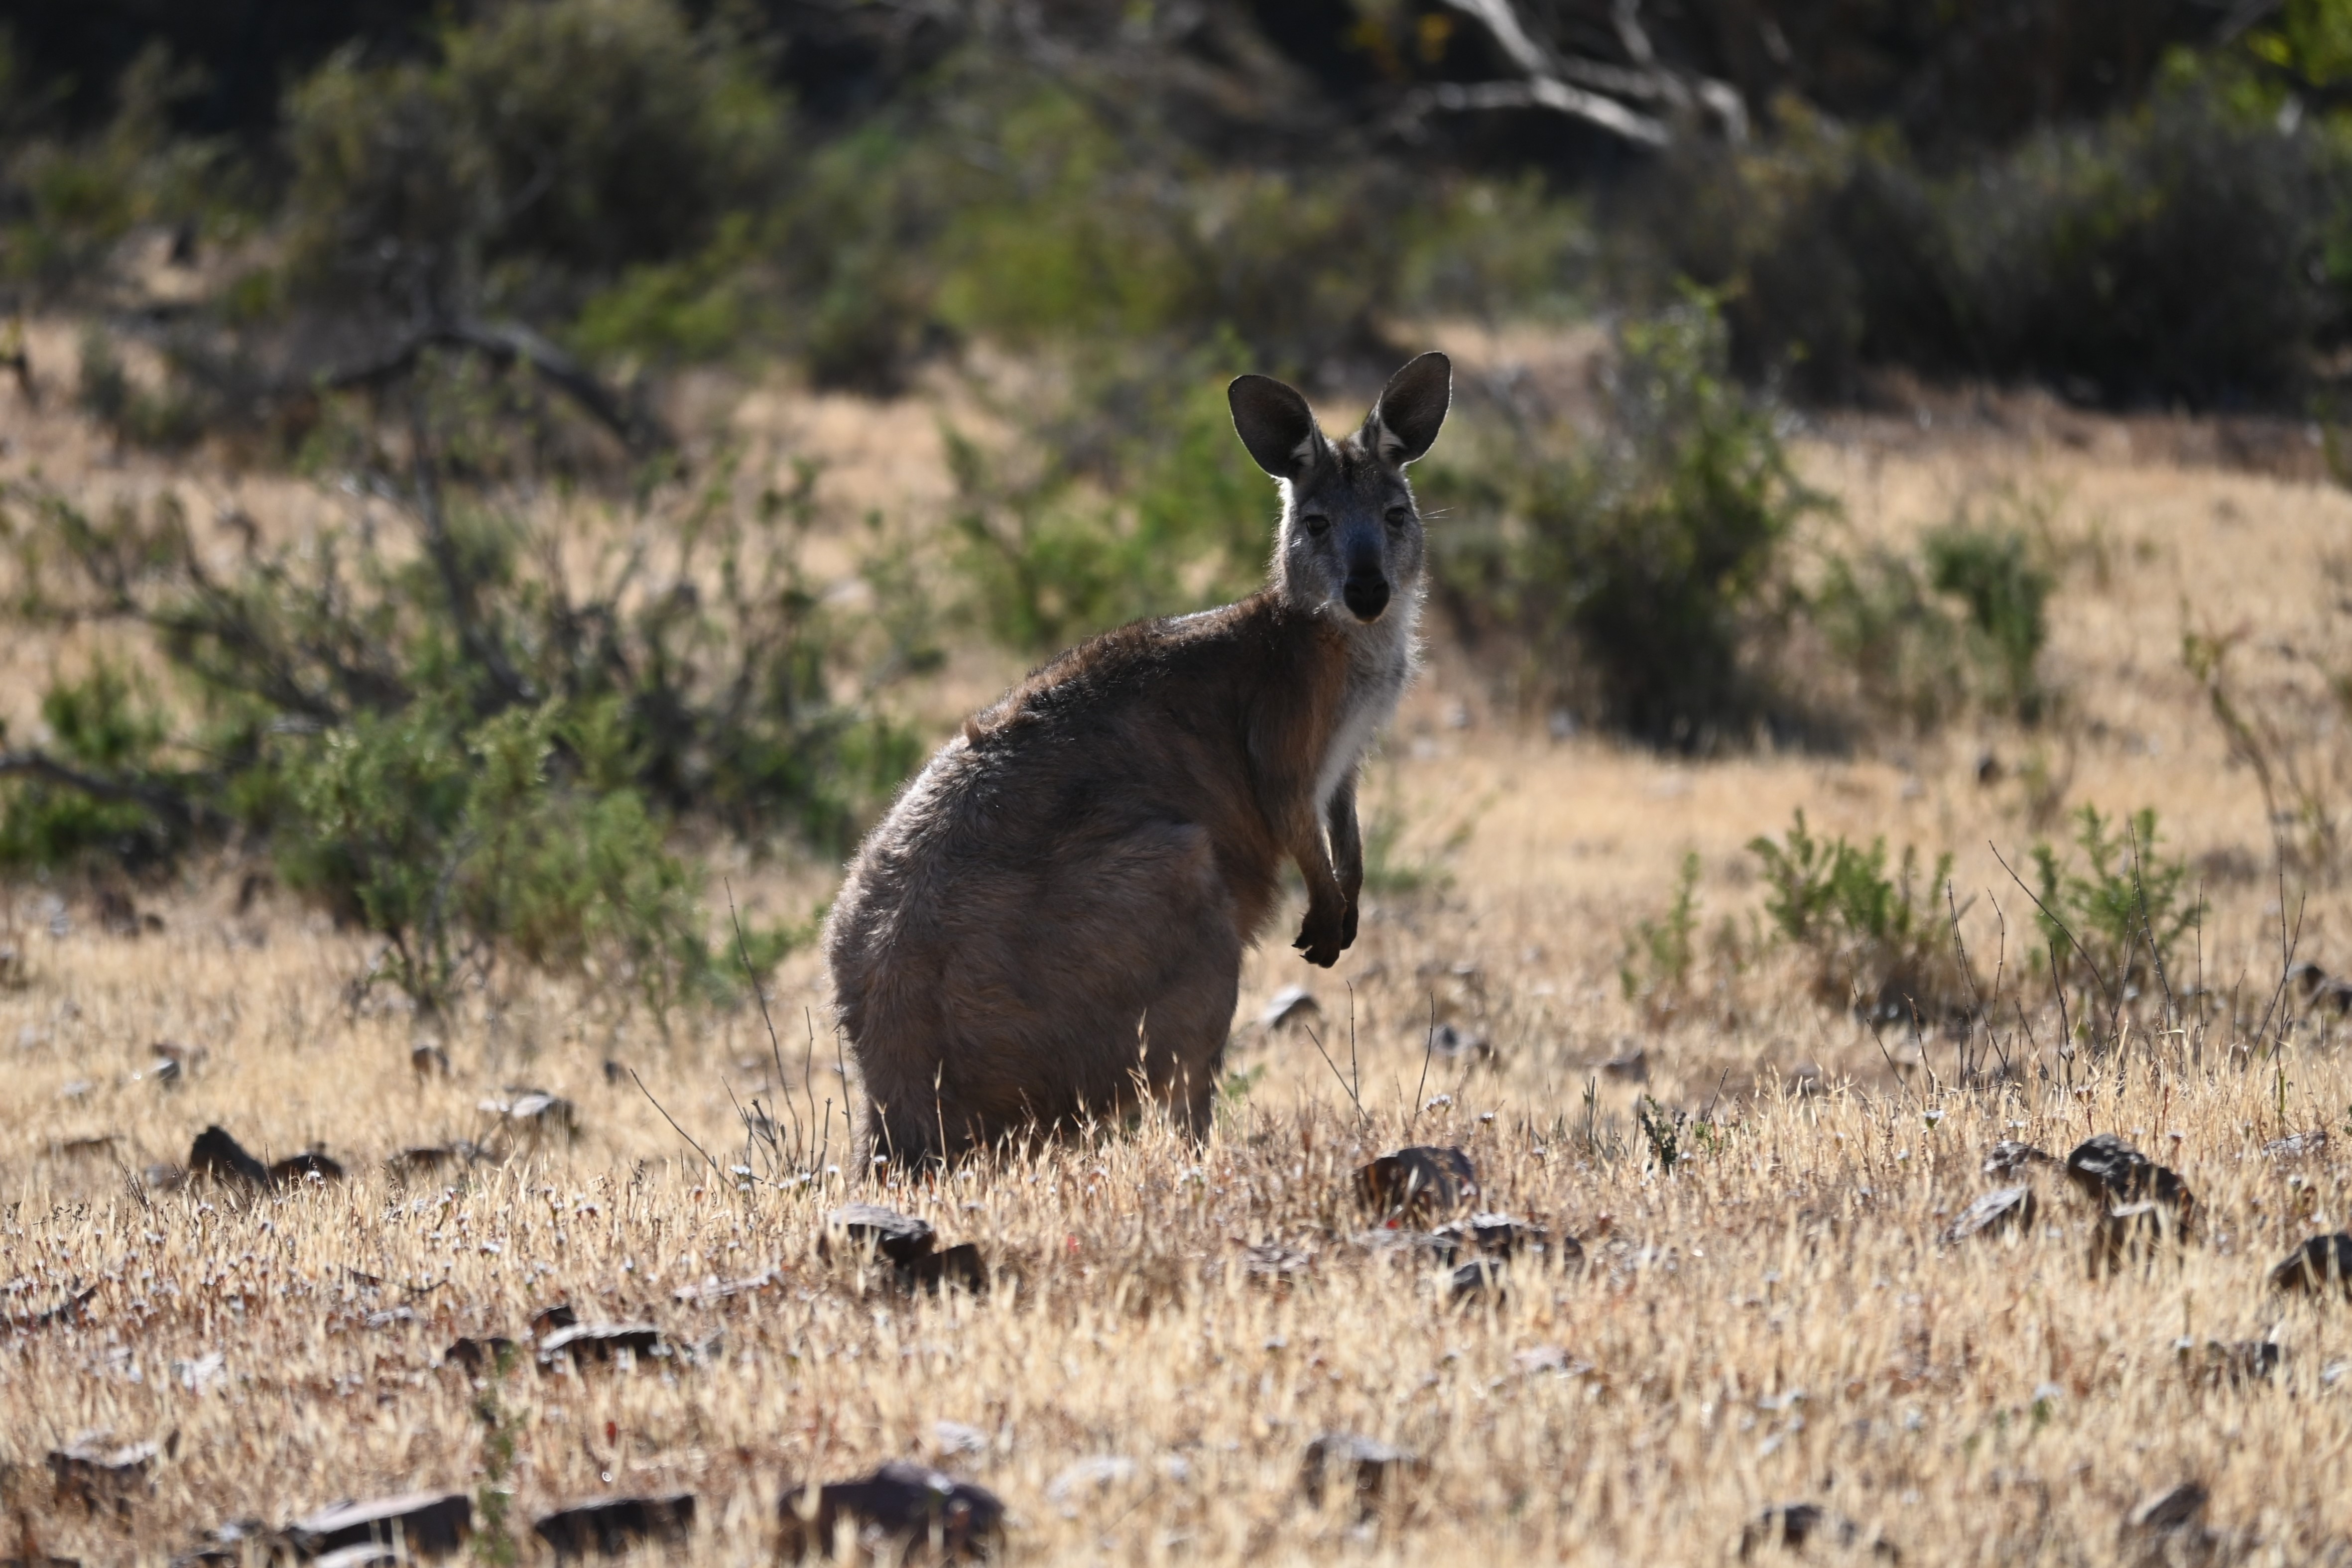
xmin=1748 ymin=810 xmax=1967 ymax=1018
xmin=1426 ymin=297 xmax=1826 ymax=746
xmin=1648 ymin=77 xmax=2348 ymax=407
xmin=1813 ymin=501 xmax=2054 ymax=729
xmin=1621 ymin=850 xmax=1702 ymax=1012
xmin=947 ymin=343 xmax=1273 ymax=651
xmin=0 ymin=447 xmax=927 ymax=1018
xmin=282 ymin=0 xmax=787 ymax=313
xmin=2028 ymin=805 xmax=2202 ymax=1006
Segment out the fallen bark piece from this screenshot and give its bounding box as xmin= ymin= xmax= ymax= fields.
xmin=1944 ymin=1186 xmax=2037 ymax=1245
xmin=904 ymin=1242 xmax=988 ymax=1296
xmin=1982 ymin=1140 xmax=2056 ymax=1179
xmin=1739 ymin=1502 xmax=1896 ymax=1559
xmin=2126 ymin=1481 xmax=2208 ymax=1534
xmin=2065 ymin=1135 xmax=2195 ymax=1216
xmin=47 ymin=1439 xmax=159 ymax=1509
xmin=1299 ymin=1433 xmax=1422 ymax=1512
xmin=1449 ymin=1259 xmax=1506 ymax=1305
xmin=267 ymin=1151 xmax=344 ymax=1185
xmin=2178 ymin=1338 xmax=2281 ymax=1387
xmin=537 ymin=1322 xmax=666 ymax=1366
xmin=824 ymin=1205 xmax=937 ymax=1265
xmin=288 ymin=1493 xmax=472 ymax=1559
xmin=778 ymin=1461 xmax=1003 ymax=1561
xmin=1353 ymin=1146 xmax=1478 ymax=1222
xmin=443 ymin=1336 xmax=517 ymax=1373
xmin=1432 ymin=1212 xmax=1552 ymax=1259
xmin=2269 ymin=1232 xmax=2352 ymax=1299
xmin=532 ymin=1494 xmax=695 ymax=1560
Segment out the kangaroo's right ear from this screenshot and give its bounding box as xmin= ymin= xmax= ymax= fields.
xmin=1228 ymin=374 xmax=1327 ymax=482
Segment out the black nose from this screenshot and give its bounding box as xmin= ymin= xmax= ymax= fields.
xmin=1342 ymin=577 xmax=1389 ymax=621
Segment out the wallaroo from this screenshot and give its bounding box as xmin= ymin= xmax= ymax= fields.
xmin=826 ymin=352 xmax=1452 ymax=1162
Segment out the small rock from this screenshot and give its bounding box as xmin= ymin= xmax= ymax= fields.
xmin=537 ymin=1322 xmax=666 ymax=1367
xmin=903 ymin=1242 xmax=988 ymax=1296
xmin=1299 ymin=1432 xmax=1421 ymax=1512
xmin=777 ymin=1462 xmax=1002 ymax=1561
xmin=1739 ymin=1503 xmax=1894 ymax=1559
xmin=388 ymin=1144 xmax=483 ymax=1177
xmin=671 ymin=1270 xmax=778 ymax=1304
xmin=485 ymin=1090 xmax=578 ymax=1137
xmin=1431 ymin=1212 xmax=1555 ymax=1261
xmin=1239 ymin=1242 xmax=1313 ymax=1283
xmin=930 ymin=1421 xmax=988 ymax=1458
xmin=2090 ymin=1201 xmax=2185 ymax=1276
xmin=2126 ymin=1482 xmax=2208 ymax=1534
xmin=1428 ymin=1023 xmax=1491 ymax=1062
xmin=2287 ymin=962 xmax=2352 ymax=1014
xmin=531 ymin=1303 xmax=580 ymax=1337
xmin=1601 ymin=1047 xmax=1649 ymax=1082
xmin=443 ymin=1336 xmax=518 ymax=1374
xmin=1981 ymin=1140 xmax=2056 ymax=1179
xmin=1045 ymin=1456 xmax=1136 ymax=1507
xmin=1975 ymin=751 xmax=2003 ymax=785
xmin=1944 ymin=1186 xmax=2037 ymax=1245
xmin=188 ymin=1126 xmax=270 ymax=1189
xmin=2065 ymin=1135 xmax=2195 ymax=1223
xmin=1259 ymin=985 xmax=1320 ymax=1031
xmin=2262 ymin=1129 xmax=2329 ymax=1162
xmin=532 ymin=1494 xmax=695 ymax=1560
xmin=409 ymin=1043 xmax=449 ymax=1077
xmin=1354 ymin=1146 xmax=1477 ymax=1222
xmin=2178 ymin=1338 xmax=2281 ymax=1388
xmin=2268 ymin=1232 xmax=2352 ymax=1299
xmin=267 ymin=1151 xmax=344 ymax=1186
xmin=288 ymin=1493 xmax=471 ymax=1559
xmin=824 ymin=1205 xmax=937 ymax=1265
xmin=47 ymin=1440 xmax=159 ymax=1509
xmin=1449 ymin=1258 xmax=1506 ymax=1305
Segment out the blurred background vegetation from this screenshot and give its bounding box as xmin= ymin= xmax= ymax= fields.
xmin=3 ymin=0 xmax=2349 ymax=1014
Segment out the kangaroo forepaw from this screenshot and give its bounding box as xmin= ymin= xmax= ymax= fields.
xmin=1294 ymin=910 xmax=1347 ymax=969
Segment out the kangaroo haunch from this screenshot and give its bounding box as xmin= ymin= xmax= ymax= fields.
xmin=826 ymin=352 xmax=1453 ymax=1161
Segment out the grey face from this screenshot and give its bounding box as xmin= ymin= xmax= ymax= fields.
xmin=1280 ymin=439 xmax=1424 ymax=624
xmin=1228 ymin=353 xmax=1452 ymax=627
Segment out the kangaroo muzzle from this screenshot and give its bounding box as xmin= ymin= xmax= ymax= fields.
xmin=1342 ymin=575 xmax=1390 ymax=622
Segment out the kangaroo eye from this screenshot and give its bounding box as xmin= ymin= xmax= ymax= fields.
xmin=1385 ymin=506 xmax=1411 ymax=529
xmin=1302 ymin=512 xmax=1331 ymax=537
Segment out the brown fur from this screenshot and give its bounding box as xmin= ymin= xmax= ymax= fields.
xmin=825 ymin=354 xmax=1452 ymax=1160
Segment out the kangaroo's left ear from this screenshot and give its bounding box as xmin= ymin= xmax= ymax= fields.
xmin=1363 ymin=352 xmax=1452 ymax=467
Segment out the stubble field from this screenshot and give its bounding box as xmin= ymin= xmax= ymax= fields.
xmin=4 ymin=342 xmax=2352 ymax=1566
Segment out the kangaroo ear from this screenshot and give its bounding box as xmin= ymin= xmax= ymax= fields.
xmin=1364 ymin=351 xmax=1451 ymax=467
xmin=1229 ymin=374 xmax=1326 ymax=482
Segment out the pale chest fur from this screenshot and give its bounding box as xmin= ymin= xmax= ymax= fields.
xmin=1313 ymin=596 xmax=1420 ymax=811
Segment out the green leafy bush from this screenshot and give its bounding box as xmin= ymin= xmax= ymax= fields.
xmin=948 ymin=345 xmax=1273 ymax=651
xmin=1652 ymin=80 xmax=2347 ymax=406
xmin=1748 ymin=810 xmax=1966 ymax=1017
xmin=0 ymin=450 xmax=922 ymax=1016
xmin=283 ymin=0 xmax=787 ymax=310
xmin=1814 ymin=510 xmax=2053 ymax=729
xmin=1621 ymin=850 xmax=1702 ymax=1010
xmin=1428 ymin=298 xmax=1826 ymax=746
xmin=2029 ymin=805 xmax=2202 ymax=1003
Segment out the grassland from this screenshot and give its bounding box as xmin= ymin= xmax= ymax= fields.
xmin=4 ymin=330 xmax=2352 ymax=1566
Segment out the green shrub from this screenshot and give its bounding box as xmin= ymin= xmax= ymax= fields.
xmin=948 ymin=344 xmax=1272 ymax=651
xmin=1748 ymin=810 xmax=1966 ymax=1017
xmin=1813 ymin=511 xmax=2053 ymax=729
xmin=2029 ymin=805 xmax=2202 ymax=1004
xmin=1621 ymin=850 xmax=1702 ymax=1010
xmin=1427 ymin=298 xmax=1826 ymax=745
xmin=283 ymin=0 xmax=787 ymax=309
xmin=0 ymin=448 xmax=922 ymax=1016
xmin=1653 ymin=80 xmax=2346 ymax=406
xmin=1925 ymin=520 xmax=2053 ymax=720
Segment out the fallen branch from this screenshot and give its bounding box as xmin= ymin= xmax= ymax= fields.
xmin=0 ymin=748 xmax=210 ymax=828
xmin=323 ymin=316 xmax=673 ymax=453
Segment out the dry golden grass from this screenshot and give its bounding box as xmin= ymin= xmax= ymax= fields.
xmin=4 ymin=338 xmax=2352 ymax=1566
